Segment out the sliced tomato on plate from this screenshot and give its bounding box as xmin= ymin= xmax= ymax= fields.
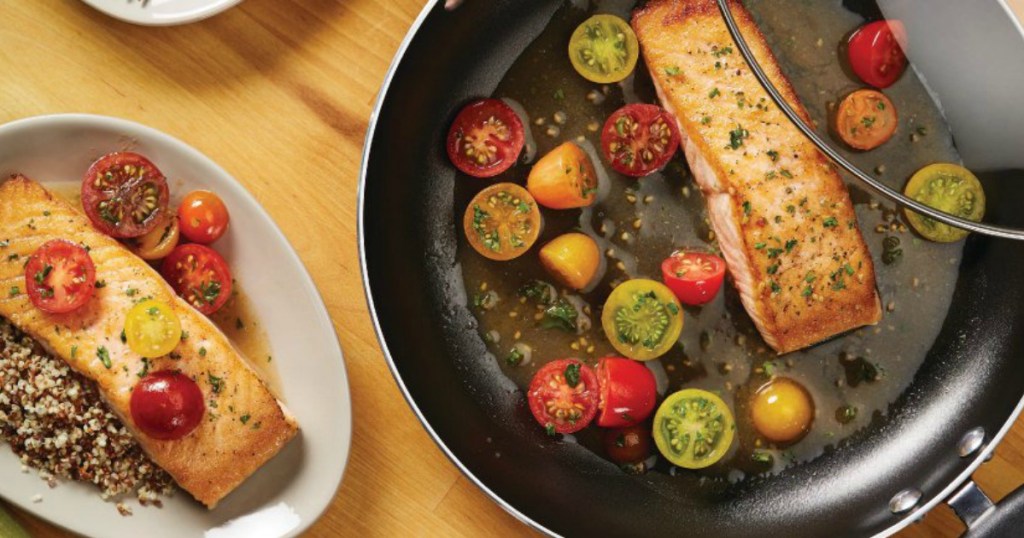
xmin=82 ymin=152 xmax=170 ymax=238
xmin=161 ymin=244 xmax=233 ymax=315
xmin=447 ymin=99 xmax=525 ymax=178
xmin=600 ymin=104 xmax=680 ymax=177
xmin=528 ymin=358 xmax=599 ymax=434
xmin=596 ymin=357 xmax=657 ymax=428
xmin=661 ymin=251 xmax=726 ymax=306
xmin=24 ymin=239 xmax=97 ymax=314
xmin=847 ymin=20 xmax=908 ymax=89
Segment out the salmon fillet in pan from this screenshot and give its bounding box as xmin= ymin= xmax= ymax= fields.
xmin=632 ymin=0 xmax=882 ymax=354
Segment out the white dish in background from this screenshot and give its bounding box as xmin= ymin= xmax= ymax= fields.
xmin=79 ymin=0 xmax=242 ymax=26
xmin=0 ymin=114 xmax=351 ymax=538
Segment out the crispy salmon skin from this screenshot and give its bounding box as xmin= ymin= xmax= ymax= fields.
xmin=633 ymin=0 xmax=881 ymax=353
xmin=0 ymin=176 xmax=298 ymax=507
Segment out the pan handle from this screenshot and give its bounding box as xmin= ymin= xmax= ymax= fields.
xmin=950 ymin=479 xmax=1024 ymax=537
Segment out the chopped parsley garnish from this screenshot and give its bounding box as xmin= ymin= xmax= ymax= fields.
xmin=199 ymin=347 xmax=207 ymax=357
xmin=665 ymin=66 xmax=680 ymax=76
xmin=71 ymin=345 xmax=78 ymax=359
xmin=766 ymin=150 xmax=779 ymax=162
xmin=728 ymin=125 xmax=749 ymax=149
xmin=125 ymin=287 xmax=139 ymax=297
xmin=94 ymin=280 xmax=107 ymax=289
xmin=137 ymin=357 xmax=150 ymax=378
xmin=553 ymin=89 xmax=565 ymax=101
xmin=785 ymin=239 xmax=798 ymax=252
xmin=564 ymin=363 xmax=581 ymax=388
xmin=770 ymin=280 xmax=782 ymax=294
xmin=802 ymin=285 xmax=813 ymax=297
xmin=861 ymin=116 xmax=877 ymax=128
xmin=506 ymin=347 xmax=524 ymax=367
xmin=712 ymin=46 xmax=734 ymax=57
xmin=701 ymin=115 xmax=712 ymax=125
xmin=240 ymin=414 xmax=251 ymax=425
xmin=822 ymin=217 xmax=839 ymax=228
xmin=844 ymin=263 xmax=855 ymax=276
xmin=766 ymin=248 xmax=784 ymax=259
xmin=208 ymin=373 xmax=223 ymax=394
xmin=754 ymin=242 xmax=766 ymax=250
xmin=545 ymin=423 xmax=557 ymax=437
xmin=779 ymin=169 xmax=793 ymax=179
xmin=97 ymin=346 xmax=111 ymax=369
xmin=751 ymin=450 xmax=774 ymax=463
xmin=709 ymin=87 xmax=721 ymax=99
xmin=34 ymin=264 xmax=52 ymax=285
xmin=541 ymin=299 xmax=578 ymax=332
xmin=763 ymin=361 xmax=777 ymax=376
xmin=805 ymin=272 xmax=817 ymax=283
xmin=766 ymin=264 xmax=779 ymax=275
xmin=198 ymin=280 xmax=221 ymax=305
xmin=7 ymin=286 xmax=18 ymax=298
xmin=742 ymin=201 xmax=752 ymax=215
xmin=518 ymin=280 xmax=556 ymax=306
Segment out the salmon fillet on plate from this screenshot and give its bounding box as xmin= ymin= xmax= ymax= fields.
xmin=0 ymin=176 xmax=298 ymax=507
xmin=632 ymin=0 xmax=882 ymax=354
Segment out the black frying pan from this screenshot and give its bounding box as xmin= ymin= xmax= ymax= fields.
xmin=359 ymin=1 xmax=1024 ymax=535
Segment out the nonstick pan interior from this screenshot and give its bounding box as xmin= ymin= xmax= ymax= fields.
xmin=360 ymin=1 xmax=1024 ymax=535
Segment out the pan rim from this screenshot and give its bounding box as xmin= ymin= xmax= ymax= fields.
xmin=356 ymin=1 xmax=1024 ymax=536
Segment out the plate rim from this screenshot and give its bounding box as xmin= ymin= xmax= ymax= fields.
xmin=0 ymin=112 xmax=352 ymax=538
xmin=78 ymin=0 xmax=244 ymax=26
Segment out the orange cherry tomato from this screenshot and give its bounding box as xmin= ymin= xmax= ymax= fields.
xmin=750 ymin=377 xmax=815 ymax=444
xmin=835 ymin=89 xmax=898 ymax=151
xmin=178 ymin=190 xmax=230 ymax=244
xmin=463 ymin=183 xmax=542 ymax=261
xmin=539 ymin=233 xmax=600 ymax=290
xmin=527 ymin=142 xmax=598 ymax=209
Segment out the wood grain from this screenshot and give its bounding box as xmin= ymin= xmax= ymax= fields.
xmin=0 ymin=1 xmax=1021 ymax=537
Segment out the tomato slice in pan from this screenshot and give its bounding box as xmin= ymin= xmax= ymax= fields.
xmin=601 ymin=279 xmax=683 ymax=361
xmin=463 ymin=182 xmax=542 ymax=261
xmin=652 ymin=388 xmax=736 ymax=469
xmin=601 ymin=104 xmax=681 ymax=177
xmin=82 ymin=152 xmax=170 ymax=238
xmin=903 ymin=163 xmax=986 ymax=243
xmin=660 ymin=251 xmax=727 ymax=306
xmin=161 ymin=244 xmax=233 ymax=315
xmin=596 ymin=357 xmax=657 ymax=428
xmin=447 ymin=99 xmax=525 ymax=178
xmin=131 ymin=370 xmax=205 ymax=441
xmin=24 ymin=239 xmax=97 ymax=314
xmin=527 ymin=359 xmax=599 ymax=434
xmin=847 ymin=20 xmax=908 ymax=89
xmin=835 ymin=89 xmax=898 ymax=151
xmin=527 ymin=142 xmax=598 ymax=209
xmin=568 ymin=14 xmax=640 ymax=84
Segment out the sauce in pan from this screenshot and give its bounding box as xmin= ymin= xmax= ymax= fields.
xmin=455 ymin=0 xmax=964 ymax=477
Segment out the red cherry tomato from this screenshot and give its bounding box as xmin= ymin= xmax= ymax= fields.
xmin=596 ymin=357 xmax=657 ymax=428
xmin=161 ymin=244 xmax=233 ymax=315
xmin=178 ymin=190 xmax=230 ymax=244
xmin=130 ymin=370 xmax=205 ymax=441
xmin=527 ymin=359 xmax=599 ymax=434
xmin=23 ymin=239 xmax=96 ymax=314
xmin=661 ymin=251 xmax=727 ymax=306
xmin=603 ymin=424 xmax=651 ymax=465
xmin=81 ymin=152 xmax=170 ymax=238
xmin=847 ymin=20 xmax=908 ymax=89
xmin=600 ymin=104 xmax=681 ymax=177
xmin=446 ymin=99 xmax=525 ymax=178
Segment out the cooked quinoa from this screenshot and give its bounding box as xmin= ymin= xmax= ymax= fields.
xmin=0 ymin=318 xmax=173 ymax=507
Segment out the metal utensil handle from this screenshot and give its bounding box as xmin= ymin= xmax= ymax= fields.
xmin=714 ymin=0 xmax=1024 ymax=241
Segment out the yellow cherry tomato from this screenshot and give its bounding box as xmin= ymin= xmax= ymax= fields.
xmin=652 ymin=388 xmax=736 ymax=469
xmin=463 ymin=183 xmax=542 ymax=261
xmin=750 ymin=378 xmax=815 ymax=444
xmin=539 ymin=233 xmax=600 ymax=290
xmin=124 ymin=300 xmax=182 ymax=358
xmin=602 ymin=279 xmax=683 ymax=361
xmin=527 ymin=142 xmax=598 ymax=210
xmin=127 ymin=216 xmax=180 ymax=261
xmin=903 ymin=163 xmax=985 ymax=243
xmin=568 ymin=14 xmax=639 ymax=84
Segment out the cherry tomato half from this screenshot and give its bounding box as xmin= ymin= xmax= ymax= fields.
xmin=24 ymin=239 xmax=97 ymax=314
xmin=82 ymin=152 xmax=170 ymax=238
xmin=847 ymin=20 xmax=907 ymax=89
xmin=127 ymin=215 xmax=180 ymax=261
xmin=527 ymin=142 xmax=598 ymax=209
xmin=527 ymin=359 xmax=599 ymax=434
xmin=124 ymin=300 xmax=182 ymax=359
xmin=602 ymin=279 xmax=683 ymax=361
xmin=660 ymin=251 xmax=727 ymax=306
xmin=539 ymin=233 xmax=600 ymax=291
xmin=568 ymin=14 xmax=640 ymax=84
xmin=446 ymin=99 xmax=525 ymax=178
xmin=130 ymin=370 xmax=205 ymax=441
xmin=178 ymin=190 xmax=230 ymax=244
xmin=463 ymin=183 xmax=542 ymax=261
xmin=903 ymin=163 xmax=986 ymax=243
xmin=601 ymin=104 xmax=680 ymax=177
xmin=653 ymin=388 xmax=736 ymax=469
xmin=161 ymin=244 xmax=233 ymax=315
xmin=596 ymin=357 xmax=657 ymax=428
xmin=603 ymin=424 xmax=651 ymax=465
xmin=835 ymin=89 xmax=898 ymax=151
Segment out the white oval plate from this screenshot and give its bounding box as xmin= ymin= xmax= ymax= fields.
xmin=0 ymin=114 xmax=351 ymax=538
xmin=79 ymin=0 xmax=242 ymax=26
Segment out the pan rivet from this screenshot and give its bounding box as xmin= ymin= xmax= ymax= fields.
xmin=958 ymin=427 xmax=986 ymax=458
xmin=889 ymin=489 xmax=922 ymax=514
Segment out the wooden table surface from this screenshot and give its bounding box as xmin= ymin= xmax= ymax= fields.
xmin=2 ymin=1 xmax=1023 ymax=536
